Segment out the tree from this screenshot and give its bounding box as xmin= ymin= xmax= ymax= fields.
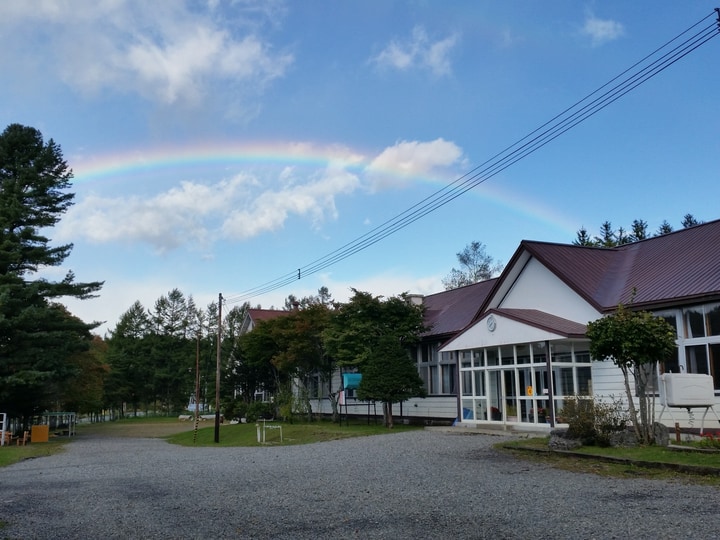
xmin=324 ymin=290 xmax=427 ymax=427
xmin=630 ymin=219 xmax=648 ymax=242
xmin=586 ymin=303 xmax=676 ymax=445
xmin=0 ymin=124 xmax=103 ymax=424
xmin=442 ymin=241 xmax=502 ymax=290
xmin=269 ymin=303 xmax=335 ymax=421
xmin=357 ymin=336 xmax=425 ymax=428
xmin=595 ymin=221 xmax=616 ymax=247
xmin=572 ymin=227 xmax=596 ymax=246
xmin=682 ymin=213 xmax=701 ymax=228
xmin=655 ymin=220 xmax=673 ymax=236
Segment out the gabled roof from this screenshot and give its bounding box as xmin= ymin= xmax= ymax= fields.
xmin=421 ymin=279 xmax=497 ymax=339
xmin=247 ymin=308 xmax=290 ymax=322
xmin=240 ymin=308 xmax=291 ymax=334
xmin=493 ymin=308 xmax=587 ymax=338
xmin=488 ymin=218 xmax=720 ymax=314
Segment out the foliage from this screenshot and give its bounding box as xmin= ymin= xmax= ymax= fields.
xmin=324 ymin=290 xmax=427 ymax=427
xmin=442 ymin=241 xmax=502 ymax=290
xmin=586 ymin=303 xmax=676 ymax=444
xmin=561 ymin=396 xmax=629 ymax=446
xmin=106 ymin=289 xmax=221 ymax=417
xmin=244 ymin=401 xmax=275 ymax=422
xmin=573 ymin=214 xmax=702 ymax=247
xmin=0 ymin=124 xmax=103 ymax=425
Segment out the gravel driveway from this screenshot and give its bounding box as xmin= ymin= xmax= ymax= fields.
xmin=1 ymin=429 xmax=717 ymax=539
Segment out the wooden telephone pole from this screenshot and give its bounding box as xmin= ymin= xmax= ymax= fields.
xmin=214 ymin=293 xmax=222 ymax=443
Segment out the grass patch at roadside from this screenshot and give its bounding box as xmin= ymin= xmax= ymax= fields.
xmin=0 ymin=440 xmax=66 ymax=468
xmin=167 ymin=420 xmax=423 ymax=447
xmin=500 ymin=437 xmax=720 ymax=485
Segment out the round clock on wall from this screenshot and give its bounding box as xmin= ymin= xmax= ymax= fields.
xmin=487 ymin=315 xmax=497 ymax=332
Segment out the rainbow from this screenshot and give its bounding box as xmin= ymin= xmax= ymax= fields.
xmin=69 ymin=140 xmax=578 ymax=238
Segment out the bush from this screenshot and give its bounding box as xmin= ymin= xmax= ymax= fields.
xmin=562 ymin=396 xmax=628 ymax=446
xmin=245 ymin=401 xmax=275 ymax=422
xmin=221 ymin=399 xmax=247 ymax=422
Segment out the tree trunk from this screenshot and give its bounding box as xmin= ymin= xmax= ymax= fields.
xmin=621 ymin=366 xmax=641 ymax=441
xmin=384 ymin=402 xmax=394 ymax=428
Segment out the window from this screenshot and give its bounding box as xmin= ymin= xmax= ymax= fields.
xmin=577 ymin=367 xmax=592 ymax=395
xmin=685 ymin=307 xmax=706 ymax=338
xmin=687 ymin=345 xmax=709 ymax=375
xmin=635 ymin=363 xmax=659 ymax=396
xmin=708 ymin=304 xmax=720 ymax=336
xmin=710 ymin=344 xmax=720 ymax=391
xmin=461 ymin=370 xmax=472 ymax=396
xmin=441 ymin=364 xmax=456 ymax=394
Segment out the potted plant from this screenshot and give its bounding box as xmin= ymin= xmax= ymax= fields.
xmin=490 ymin=406 xmax=502 ymax=421
xmin=506 ymin=405 xmax=518 ymax=422
xmin=536 ymin=407 xmax=547 ymax=423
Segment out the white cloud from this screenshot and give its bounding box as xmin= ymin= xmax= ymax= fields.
xmin=58 ymin=174 xmax=257 ymax=252
xmin=372 ymin=26 xmax=459 ymax=76
xmin=366 ymin=138 xmax=464 ymax=190
xmin=221 ymin=167 xmax=360 ymax=239
xmin=0 ymin=1 xmax=293 ymax=107
xmin=582 ymin=15 xmax=625 ymax=46
xmin=61 ymin=138 xmax=463 ymax=251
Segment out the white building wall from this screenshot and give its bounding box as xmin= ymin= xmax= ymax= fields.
xmin=501 ymin=258 xmax=601 ymax=323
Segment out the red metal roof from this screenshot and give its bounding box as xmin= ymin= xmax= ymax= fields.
xmin=494 ymin=308 xmax=587 ymax=337
xmin=522 ymin=219 xmax=720 ymax=312
xmin=247 ymin=308 xmax=290 ymax=322
xmin=421 ymin=279 xmax=497 ymax=338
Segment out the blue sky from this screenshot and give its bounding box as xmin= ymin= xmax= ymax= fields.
xmin=2 ymin=1 xmax=718 ymax=335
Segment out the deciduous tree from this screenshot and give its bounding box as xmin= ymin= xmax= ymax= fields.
xmin=586 ymin=303 xmax=676 ymax=444
xmin=324 ymin=290 xmax=426 ymax=427
xmin=442 ymin=241 xmax=502 ymax=290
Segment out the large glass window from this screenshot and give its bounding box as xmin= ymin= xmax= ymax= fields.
xmin=454 ymin=340 xmax=592 ymax=424
xmin=711 ymin=344 xmax=720 ymax=390
xmin=685 ymin=307 xmax=706 ymax=338
xmin=687 ymin=345 xmax=709 ymax=375
xmin=708 ymin=304 xmax=720 ymax=336
xmin=441 ymin=364 xmax=456 ymax=394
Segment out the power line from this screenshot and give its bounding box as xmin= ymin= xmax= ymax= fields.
xmin=225 ymin=10 xmax=720 ymax=306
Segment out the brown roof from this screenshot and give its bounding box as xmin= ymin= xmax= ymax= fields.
xmin=518 ymin=219 xmax=720 ymax=312
xmin=247 ymin=308 xmax=290 ymax=322
xmin=493 ymin=308 xmax=587 ymax=337
xmin=421 ymin=279 xmax=497 ymax=339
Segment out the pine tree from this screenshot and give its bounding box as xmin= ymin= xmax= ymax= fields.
xmin=0 ymin=124 xmax=103 ymax=423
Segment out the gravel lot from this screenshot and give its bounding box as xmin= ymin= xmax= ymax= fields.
xmin=1 ymin=429 xmax=718 ymax=539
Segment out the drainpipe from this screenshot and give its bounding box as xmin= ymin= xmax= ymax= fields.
xmin=545 ymin=340 xmax=555 ymax=428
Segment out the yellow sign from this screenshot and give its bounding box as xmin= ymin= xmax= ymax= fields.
xmin=526 ymin=386 xmax=534 ymax=396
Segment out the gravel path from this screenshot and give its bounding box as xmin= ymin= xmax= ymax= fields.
xmin=0 ymin=429 xmax=717 ymax=539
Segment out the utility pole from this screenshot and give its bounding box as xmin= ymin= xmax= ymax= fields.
xmin=214 ymin=293 xmax=222 ymax=443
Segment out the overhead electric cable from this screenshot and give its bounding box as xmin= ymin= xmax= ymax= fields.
xmin=225 ymin=10 xmax=720 ymax=306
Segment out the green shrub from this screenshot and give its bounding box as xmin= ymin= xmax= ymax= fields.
xmin=245 ymin=401 xmax=275 ymax=422
xmin=562 ymin=396 xmax=628 ymax=446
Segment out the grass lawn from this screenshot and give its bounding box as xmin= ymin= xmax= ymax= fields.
xmin=0 ymin=439 xmax=66 ymax=468
xmin=166 ymin=419 xmax=423 ymax=447
xmin=502 ymin=437 xmax=720 ymax=485
xmin=75 ymin=416 xmax=422 ymax=446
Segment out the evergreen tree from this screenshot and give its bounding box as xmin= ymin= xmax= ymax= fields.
xmin=0 ymin=124 xmax=103 ymax=424
xmin=572 ymin=226 xmax=596 ymax=246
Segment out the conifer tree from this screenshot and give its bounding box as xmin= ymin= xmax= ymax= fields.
xmin=0 ymin=124 xmax=103 ymax=423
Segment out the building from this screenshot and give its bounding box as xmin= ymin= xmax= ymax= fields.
xmin=236 ymin=220 xmax=720 ymax=428
xmin=440 ymin=219 xmax=720 ymax=428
